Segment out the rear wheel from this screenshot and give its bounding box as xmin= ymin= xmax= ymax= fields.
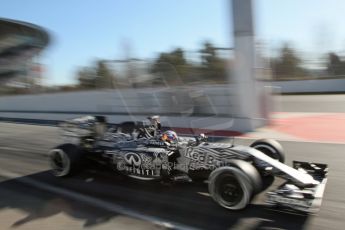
xmin=208 ymin=160 xmax=261 ymax=210
xmin=49 ymin=144 xmax=83 ymax=177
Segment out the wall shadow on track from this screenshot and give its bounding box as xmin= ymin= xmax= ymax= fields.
xmin=0 ymin=172 xmax=119 ymax=228
xmin=0 ymin=170 xmax=310 ymax=229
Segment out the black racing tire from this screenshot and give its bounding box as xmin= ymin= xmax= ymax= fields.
xmin=250 ymin=139 xmax=284 ymax=190
xmin=116 ymin=121 xmax=137 ymax=134
xmin=250 ymin=139 xmax=285 ymax=163
xmin=208 ymin=160 xmax=262 ymax=210
xmin=226 ymin=160 xmax=262 ymax=194
xmin=49 ymin=143 xmax=83 ymax=177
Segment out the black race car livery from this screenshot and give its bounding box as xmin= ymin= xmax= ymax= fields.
xmin=49 ymin=116 xmax=328 ymax=213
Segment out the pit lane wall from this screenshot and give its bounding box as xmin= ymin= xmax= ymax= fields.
xmin=0 ymin=85 xmax=270 ymax=136
xmin=270 ymin=78 xmax=345 ymax=93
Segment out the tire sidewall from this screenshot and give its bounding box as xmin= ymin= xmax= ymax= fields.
xmin=250 ymin=139 xmax=284 ymax=191
xmin=208 ymin=166 xmax=253 ymax=210
xmin=250 ymin=139 xmax=285 ymax=163
xmin=49 ymin=144 xmax=81 ymax=177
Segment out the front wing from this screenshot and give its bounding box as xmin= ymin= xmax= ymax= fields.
xmin=266 ymin=161 xmax=328 ymax=214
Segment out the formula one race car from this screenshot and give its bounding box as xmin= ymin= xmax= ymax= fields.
xmin=49 ymin=116 xmax=328 ymax=213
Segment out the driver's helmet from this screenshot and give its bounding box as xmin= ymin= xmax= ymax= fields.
xmin=161 ymin=130 xmax=178 ymax=143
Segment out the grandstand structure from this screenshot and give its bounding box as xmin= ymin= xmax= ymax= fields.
xmin=0 ymin=18 xmax=49 ymax=83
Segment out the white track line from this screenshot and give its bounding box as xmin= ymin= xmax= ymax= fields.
xmin=0 ymin=146 xmax=32 ymax=152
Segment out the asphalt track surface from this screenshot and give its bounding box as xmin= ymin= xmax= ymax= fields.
xmin=0 ymin=122 xmax=344 ymax=230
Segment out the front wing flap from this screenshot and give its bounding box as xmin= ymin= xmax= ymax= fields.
xmin=266 ymin=161 xmax=328 ymax=214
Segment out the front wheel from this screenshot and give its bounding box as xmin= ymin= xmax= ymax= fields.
xmin=250 ymin=139 xmax=285 ymax=163
xmin=250 ymin=139 xmax=285 ymax=190
xmin=208 ymin=160 xmax=261 ymax=210
xmin=49 ymin=144 xmax=83 ymax=177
